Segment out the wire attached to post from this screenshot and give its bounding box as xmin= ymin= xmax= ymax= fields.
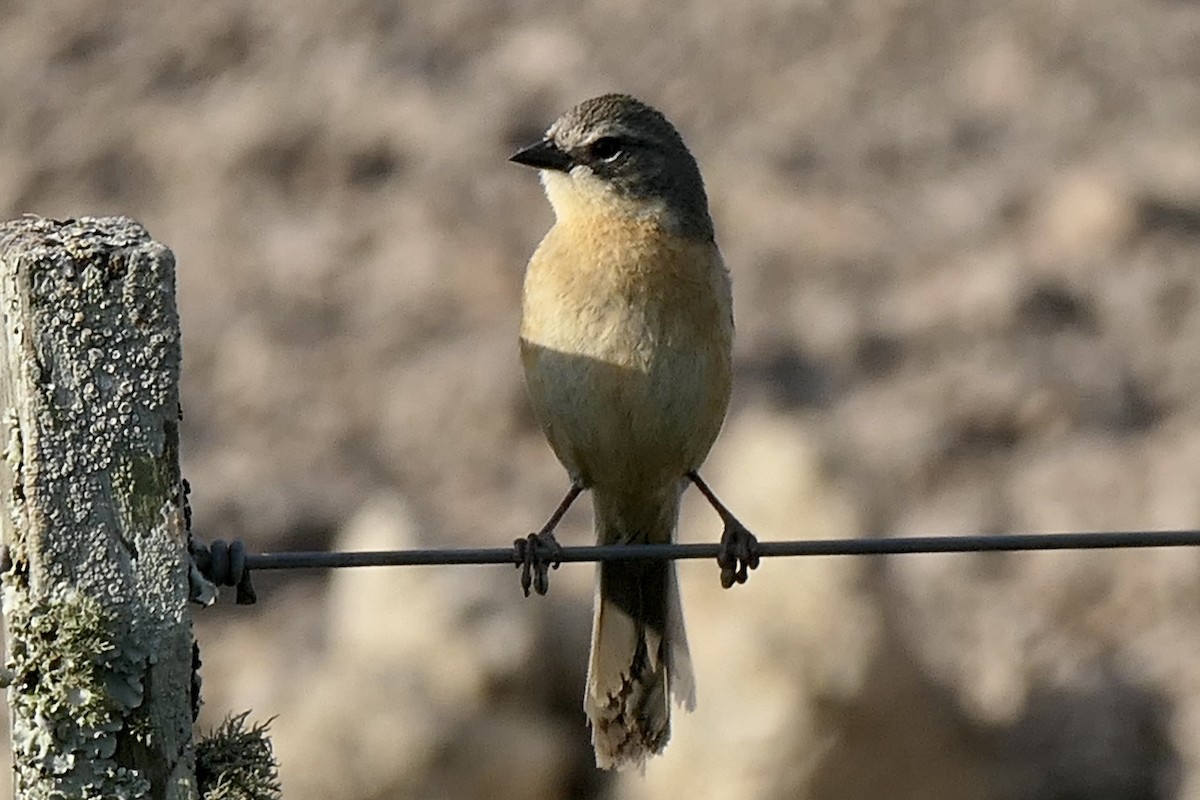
xmin=187 ymin=528 xmax=1200 ymax=606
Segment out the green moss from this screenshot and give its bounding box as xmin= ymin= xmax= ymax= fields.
xmin=112 ymin=444 xmax=174 ymax=532
xmin=7 ymin=586 xmax=152 ymax=798
xmin=196 ymin=712 xmax=281 ymax=800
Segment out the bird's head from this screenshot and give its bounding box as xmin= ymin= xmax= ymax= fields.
xmin=510 ymin=94 xmax=713 ymax=239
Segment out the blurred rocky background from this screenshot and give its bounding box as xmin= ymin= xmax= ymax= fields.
xmin=3 ymin=0 xmax=1200 ymax=797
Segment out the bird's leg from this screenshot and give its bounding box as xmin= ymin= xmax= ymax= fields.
xmin=514 ymin=483 xmax=582 ymax=596
xmin=687 ymin=471 xmax=761 ymax=588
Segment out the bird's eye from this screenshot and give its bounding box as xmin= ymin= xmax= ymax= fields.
xmin=589 ymin=137 xmax=623 ymax=162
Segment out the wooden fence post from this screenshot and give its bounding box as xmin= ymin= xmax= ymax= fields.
xmin=0 ymin=216 xmax=196 ymax=798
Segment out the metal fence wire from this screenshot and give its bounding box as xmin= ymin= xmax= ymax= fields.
xmin=190 ymin=528 xmax=1200 ymax=605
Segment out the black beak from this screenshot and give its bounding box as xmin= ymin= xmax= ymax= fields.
xmin=509 ymin=138 xmax=574 ymax=172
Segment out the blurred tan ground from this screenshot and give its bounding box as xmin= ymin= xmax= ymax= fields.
xmin=4 ymin=0 xmax=1200 ymax=797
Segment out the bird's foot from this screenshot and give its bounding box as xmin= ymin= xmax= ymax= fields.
xmin=513 ymin=531 xmax=563 ymax=597
xmin=717 ymin=518 xmax=760 ymax=589
xmin=687 ymin=470 xmax=761 ymax=589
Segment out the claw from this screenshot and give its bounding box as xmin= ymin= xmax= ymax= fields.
xmin=688 ymin=471 xmax=761 ymax=590
xmin=718 ymin=520 xmax=760 ymax=589
xmin=516 ymin=484 xmax=582 ymax=597
xmin=513 ymin=531 xmax=562 ymax=597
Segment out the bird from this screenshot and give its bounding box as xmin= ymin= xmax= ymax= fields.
xmin=510 ymin=94 xmax=759 ymax=771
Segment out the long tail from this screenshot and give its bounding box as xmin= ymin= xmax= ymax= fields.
xmin=585 ymin=488 xmax=696 ymax=770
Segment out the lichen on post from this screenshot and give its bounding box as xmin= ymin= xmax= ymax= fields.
xmin=0 ymin=216 xmax=196 ymax=799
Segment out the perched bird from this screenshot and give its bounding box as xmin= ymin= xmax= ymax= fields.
xmin=511 ymin=94 xmax=758 ymax=770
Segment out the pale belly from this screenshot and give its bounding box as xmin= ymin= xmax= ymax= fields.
xmin=521 ymin=334 xmax=727 ymax=495
xmin=521 ymin=274 xmax=733 ymax=502
xmin=519 ymin=215 xmax=734 ymax=497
